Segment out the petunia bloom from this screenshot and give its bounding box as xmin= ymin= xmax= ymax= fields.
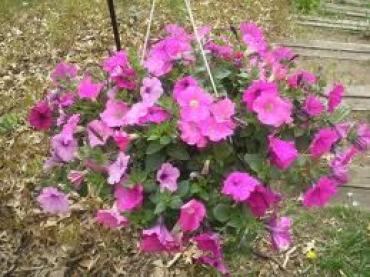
xmin=173 ymin=76 xmax=199 ymax=101
xmin=222 ymin=172 xmax=260 ymax=202
xmin=245 ymin=185 xmax=281 ymax=217
xmin=268 ymin=136 xmax=298 ymax=170
xmin=87 ymin=119 xmax=113 ymax=148
xmin=179 ymin=199 xmax=206 ymax=232
xmin=266 ymin=216 xmax=293 ymax=251
xmin=240 ymin=22 xmax=267 ymax=54
xmin=28 ymin=101 xmax=53 ymax=131
xmin=178 ymin=120 xmax=208 ymax=148
xmin=140 ymin=77 xmax=163 ymax=105
xmin=51 ymin=133 xmax=78 ymax=162
xmin=243 ymin=81 xmax=278 ymax=112
xmin=115 ymin=184 xmax=143 ymax=212
xmin=67 ymin=170 xmax=85 ymax=190
xmin=287 ymin=70 xmax=316 ymax=89
xmin=309 ymin=128 xmax=339 ymax=158
xmin=51 ymin=61 xmax=78 ymax=85
xmin=354 ymin=123 xmax=370 ymax=152
xmin=37 ymin=187 xmax=70 ymax=215
xmin=139 ymin=106 xmax=170 ymax=124
xmin=327 ymin=84 xmax=344 ymax=113
xmin=100 ymin=99 xmax=129 ymax=127
xmin=303 ymin=176 xmax=337 ymax=207
xmin=78 ymin=76 xmax=103 ymax=101
xmin=156 ymin=163 xmax=180 ymax=192
xmin=303 ymin=95 xmax=325 ymax=117
xmin=113 ymin=130 xmax=131 ymax=151
xmin=107 ymin=152 xmax=130 ymax=185
xmin=95 ymin=204 xmax=129 ymax=229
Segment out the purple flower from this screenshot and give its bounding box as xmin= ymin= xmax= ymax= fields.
xmin=179 ymin=199 xmax=206 ymax=232
xmin=107 ymin=152 xmax=130 ymax=185
xmin=173 ymin=76 xmax=199 ymax=101
xmin=287 ymin=70 xmax=316 ymax=89
xmin=140 ymin=77 xmax=163 ymax=105
xmin=67 ymin=170 xmax=85 ymax=190
xmin=354 ymin=123 xmax=370 ymax=152
xmin=327 ymin=84 xmax=344 ymax=113
xmin=222 ymin=172 xmax=260 ymax=202
xmin=309 ymin=128 xmax=339 ymax=158
xmin=243 ymin=81 xmax=278 ymax=112
xmin=28 ymin=101 xmax=53 ymax=131
xmin=156 ymin=163 xmax=180 ymax=192
xmin=245 ymin=185 xmax=281 ymax=217
xmin=37 ymin=187 xmax=70 ymax=215
xmin=51 ymin=133 xmax=77 ymax=162
xmin=115 ymin=184 xmax=143 ymax=212
xmin=268 ymin=135 xmax=298 ymax=170
xmin=303 ymin=95 xmax=325 ymax=117
xmin=87 ymin=119 xmax=113 ymax=148
xmin=100 ymin=99 xmax=129 ymax=128
xmin=51 ymin=61 xmax=77 ymax=85
xmin=240 ymin=22 xmax=267 ymax=54
xmin=266 ymin=216 xmax=293 ymax=251
xmin=125 ymin=102 xmax=150 ymax=125
xmin=78 ymin=75 xmax=103 ymax=101
xmin=139 ymin=106 xmax=170 ymax=124
xmin=113 ymin=130 xmax=131 ymax=151
xmin=96 ymin=204 xmax=129 ymax=229
xmin=303 ymin=177 xmax=337 ymax=207
xmin=178 ymin=120 xmax=208 ymax=148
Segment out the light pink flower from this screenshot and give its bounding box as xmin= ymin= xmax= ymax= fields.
xmin=179 ymin=199 xmax=206 ymax=232
xmin=78 ymin=76 xmax=103 ymax=100
xmin=87 ymin=119 xmax=113 ymax=148
xmin=252 ymin=93 xmax=293 ymax=127
xmin=51 ymin=133 xmax=77 ymax=162
xmin=61 ymin=114 xmax=80 ymax=137
xmin=96 ymin=204 xmax=129 ymax=229
xmin=173 ymin=76 xmax=199 ymax=101
xmin=327 ymin=84 xmax=344 ymax=113
xmin=37 ymin=187 xmax=70 ymax=215
xmin=268 ymin=136 xmax=298 ymax=170
xmin=287 ymin=70 xmax=316 ymax=89
xmin=303 ymin=176 xmax=337 ymax=207
xmin=103 ymin=50 xmax=129 ymax=73
xmin=140 ymin=77 xmax=163 ymax=105
xmin=107 ymin=152 xmax=130 ymax=185
xmin=67 ymin=170 xmax=85 ymax=190
xmin=100 ymin=99 xmax=129 ymax=127
xmin=354 ymin=123 xmax=370 ymax=152
xmin=309 ymin=128 xmax=339 ymax=158
xmin=245 ymin=185 xmax=281 ymax=217
xmin=210 ymin=98 xmax=235 ymax=123
xmin=240 ymin=22 xmax=267 ymax=54
xmin=51 ymin=61 xmax=77 ymax=84
xmin=222 ymin=172 xmax=260 ymax=202
xmin=157 ymin=163 xmax=180 ymax=192
xmin=200 ymin=117 xmax=235 ymax=142
xmin=113 ymin=130 xmax=130 ymax=151
xmin=178 ymin=120 xmax=208 ymax=148
xmin=115 ymin=184 xmax=143 ymax=212
xmin=58 ymin=92 xmax=75 ymax=108
xmin=243 ymin=81 xmax=278 ymax=111
xmin=266 ymin=216 xmax=293 ymax=251
xmin=28 ymin=101 xmax=53 ymax=131
xmin=139 ymin=106 xmax=170 ymax=124
xmin=303 ymin=95 xmax=325 ymax=117
xmin=125 ymin=102 xmax=150 ymax=125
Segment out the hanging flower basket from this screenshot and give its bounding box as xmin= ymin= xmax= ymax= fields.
xmin=29 ymin=21 xmax=369 ymax=275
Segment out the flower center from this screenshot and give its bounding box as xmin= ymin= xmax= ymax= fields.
xmin=189 ymin=99 xmax=199 ymax=108
xmin=264 ymin=103 xmax=274 ymax=112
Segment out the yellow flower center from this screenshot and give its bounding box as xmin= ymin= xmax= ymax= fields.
xmin=190 ymin=99 xmax=199 ymax=108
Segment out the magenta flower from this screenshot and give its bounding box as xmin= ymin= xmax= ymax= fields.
xmin=37 ymin=187 xmax=70 ymax=215
xmin=271 ymin=47 xmax=296 ymax=62
xmin=287 ymin=70 xmax=316 ymax=89
xmin=78 ymin=76 xmax=103 ymax=101
xmin=139 ymin=220 xmax=179 ymax=252
xmin=266 ymin=216 xmax=293 ymax=251
xmin=303 ymin=95 xmax=325 ymax=117
xmin=303 ymin=176 xmax=337 ymax=207
xmin=51 ymin=61 xmax=77 ymax=84
xmin=245 ymin=185 xmax=281 ymax=217
xmin=200 ymin=117 xmax=235 ymax=142
xmin=140 ymin=77 xmax=163 ymax=105
xmin=268 ymin=136 xmax=298 ymax=170
xmin=51 ymin=133 xmax=77 ymax=162
xmin=115 ymin=184 xmax=143 ymax=212
xmin=327 ymin=84 xmax=344 ymax=113
xmin=309 ymin=128 xmax=339 ymax=158
xmin=205 ymin=41 xmax=234 ymax=60
xmin=87 ymin=119 xmax=113 ymax=148
xmin=354 ymin=123 xmax=370 ymax=152
xmin=107 ymin=152 xmax=130 ymax=185
xmin=222 ymin=172 xmax=260 ymax=202
xmin=243 ymin=81 xmax=278 ymax=111
xmin=335 ymin=122 xmax=351 ymax=139
xmin=178 ymin=120 xmax=208 ymax=148
xmin=156 ymin=163 xmax=180 ymax=192
xmin=96 ymin=204 xmax=129 ymax=229
xmin=103 ymin=50 xmax=129 ymax=73
xmin=179 ymin=199 xmax=206 ymax=232
xmin=58 ymin=92 xmax=75 ymax=108
xmin=67 ymin=170 xmax=85 ymax=190
xmin=252 ymin=92 xmax=293 ymax=127
xmin=100 ymin=99 xmax=129 ymax=127
xmin=28 ymin=101 xmax=53 ymax=131
xmin=139 ymin=106 xmax=170 ymax=124
xmin=210 ymin=98 xmax=235 ymax=123
xmin=193 ymin=233 xmax=229 ymax=275
xmin=173 ymin=76 xmax=199 ymax=101
xmin=240 ymin=22 xmax=267 ymax=54
xmin=113 ymin=130 xmax=130 ymax=151
xmin=125 ymin=102 xmax=150 ymax=125
xmin=61 ymin=114 xmax=80 ymax=137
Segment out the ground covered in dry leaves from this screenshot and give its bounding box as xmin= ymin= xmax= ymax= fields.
xmin=1 ymin=1 xmax=369 ymax=276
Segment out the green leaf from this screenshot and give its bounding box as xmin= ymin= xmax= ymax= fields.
xmin=154 ymin=202 xmax=166 ymax=214
xmin=143 ymin=180 xmax=157 ymax=193
xmin=169 ymin=196 xmax=183 ymax=209
xmin=160 ymin=136 xmax=172 ymax=145
xmin=177 ymin=180 xmax=190 ymax=197
xmin=166 ymin=144 xmax=190 ymax=160
xmin=213 ymin=204 xmax=230 ymax=223
xmin=145 ymin=152 xmax=166 ymax=172
xmin=146 ymin=142 xmax=166 ymax=155
xmin=328 ymin=106 xmax=351 ymax=124
xmin=244 ymin=153 xmax=264 ymax=173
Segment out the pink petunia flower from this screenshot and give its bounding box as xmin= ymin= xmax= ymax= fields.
xmin=37 ymin=187 xmax=70 ymax=215
xmin=51 ymin=133 xmax=78 ymax=162
xmin=334 ymin=122 xmax=352 ymax=139
xmin=210 ymin=98 xmax=235 ymax=123
xmin=61 ymin=114 xmax=80 ymax=137
xmin=205 ymin=41 xmax=234 ymax=60
xmin=266 ymin=216 xmax=293 ymax=251
xmin=58 ymin=92 xmax=75 ymax=108
xmin=303 ymin=176 xmax=337 ymax=207
xmin=87 ymin=119 xmax=113 ymax=148
xmin=156 ymin=163 xmax=180 ymax=192
xmin=78 ymin=76 xmax=103 ymax=101
xmin=330 ymin=146 xmax=358 ymax=185
xmin=103 ymin=50 xmax=129 ymax=72
xmin=95 ymin=204 xmax=129 ymax=229
xmin=107 ymin=152 xmax=130 ymax=185
xmin=309 ymin=128 xmax=339 ymax=158
xmin=113 ymin=130 xmax=131 ymax=151
xmin=327 ymin=84 xmax=344 ymax=113
xmin=28 ymin=101 xmax=53 ymax=131
xmin=193 ymin=233 xmax=229 ymax=275
xmin=51 ymin=61 xmax=78 ymax=85
xmin=67 ymin=170 xmax=85 ymax=190
xmin=139 ymin=106 xmax=170 ymax=124
xmin=245 ymin=185 xmax=281 ymax=217
xmin=140 ymin=77 xmax=163 ymax=105
xmin=243 ymin=81 xmax=278 ymax=111
xmin=100 ymin=99 xmax=129 ymax=127
xmin=200 ymin=117 xmax=235 ymax=142
xmin=179 ymin=199 xmax=206 ymax=232
xmin=139 ymin=220 xmax=179 ymax=252
xmin=354 ymin=123 xmax=370 ymax=152
xmin=252 ymin=92 xmax=293 ymax=127
xmin=114 ymin=184 xmax=143 ymax=212
xmin=222 ymin=172 xmax=260 ymax=202
xmin=178 ymin=120 xmax=208 ymax=148
xmin=303 ymin=95 xmax=325 ymax=117
xmin=240 ymin=22 xmax=267 ymax=54
xmin=125 ymin=102 xmax=150 ymax=125
xmin=268 ymin=136 xmax=298 ymax=170
xmin=173 ymin=76 xmax=199 ymax=101
xmin=287 ymin=70 xmax=316 ymax=89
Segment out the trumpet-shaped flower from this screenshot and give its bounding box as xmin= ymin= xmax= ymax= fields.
xmin=303 ymin=95 xmax=325 ymax=117
xmin=100 ymin=99 xmax=129 ymax=127
xmin=303 ymin=177 xmax=337 ymax=207
xmin=107 ymin=152 xmax=130 ymax=185
xmin=78 ymin=76 xmax=103 ymax=100
xmin=139 ymin=220 xmax=178 ymax=252
xmin=87 ymin=119 xmax=113 ymax=148
xmin=222 ymin=172 xmax=260 ymax=202
xmin=245 ymin=185 xmax=281 ymax=217
xmin=140 ymin=77 xmax=163 ymax=105
xmin=268 ymin=136 xmax=298 ymax=170
xmin=240 ymin=22 xmax=267 ymax=54
xmin=266 ymin=216 xmax=293 ymax=251
xmin=327 ymin=84 xmax=344 ymax=113
xmin=37 ymin=187 xmax=70 ymax=215
xmin=309 ymin=128 xmax=339 ymax=158
xmin=179 ymin=199 xmax=206 ymax=232
xmin=96 ymin=204 xmax=129 ymax=229
xmin=115 ymin=184 xmax=143 ymax=212
xmin=243 ymin=81 xmax=278 ymax=111
xmin=28 ymin=101 xmax=53 ymax=131
xmin=157 ymin=163 xmax=180 ymax=192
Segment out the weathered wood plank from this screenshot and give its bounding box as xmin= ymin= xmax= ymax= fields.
xmin=298 ymin=16 xmax=369 ymax=27
xmin=332 ymin=0 xmax=370 ymax=8
xmin=280 ymin=40 xmax=370 ymax=53
xmin=323 ymin=3 xmax=370 ymax=18
xmin=345 ymin=86 xmax=370 ymax=98
xmin=348 ymin=166 xmax=370 ymax=188
xmin=297 ymin=16 xmax=369 ymax=31
xmin=297 ymin=20 xmax=367 ymax=31
xmin=343 ymin=98 xmax=370 ymax=111
xmin=332 ymin=186 xmax=370 ymax=211
xmin=289 ymin=47 xmax=370 ymax=61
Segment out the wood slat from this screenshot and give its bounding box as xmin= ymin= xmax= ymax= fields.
xmin=297 ymin=16 xmax=369 ymax=31
xmin=332 ymin=187 xmax=370 ymax=211
xmin=343 ymin=98 xmax=370 ymax=111
xmin=323 ymin=3 xmax=370 ymax=18
xmin=332 ymin=0 xmax=370 ymax=8
xmin=281 ymin=40 xmax=370 ymax=53
xmin=348 ymin=166 xmax=370 ymax=188
xmin=289 ymin=47 xmax=370 ymax=61
xmin=345 ymin=85 xmax=370 ymax=98
xmin=298 ymin=15 xmax=369 ymax=27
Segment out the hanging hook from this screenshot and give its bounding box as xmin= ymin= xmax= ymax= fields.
xmin=107 ymin=0 xmax=121 ymax=51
